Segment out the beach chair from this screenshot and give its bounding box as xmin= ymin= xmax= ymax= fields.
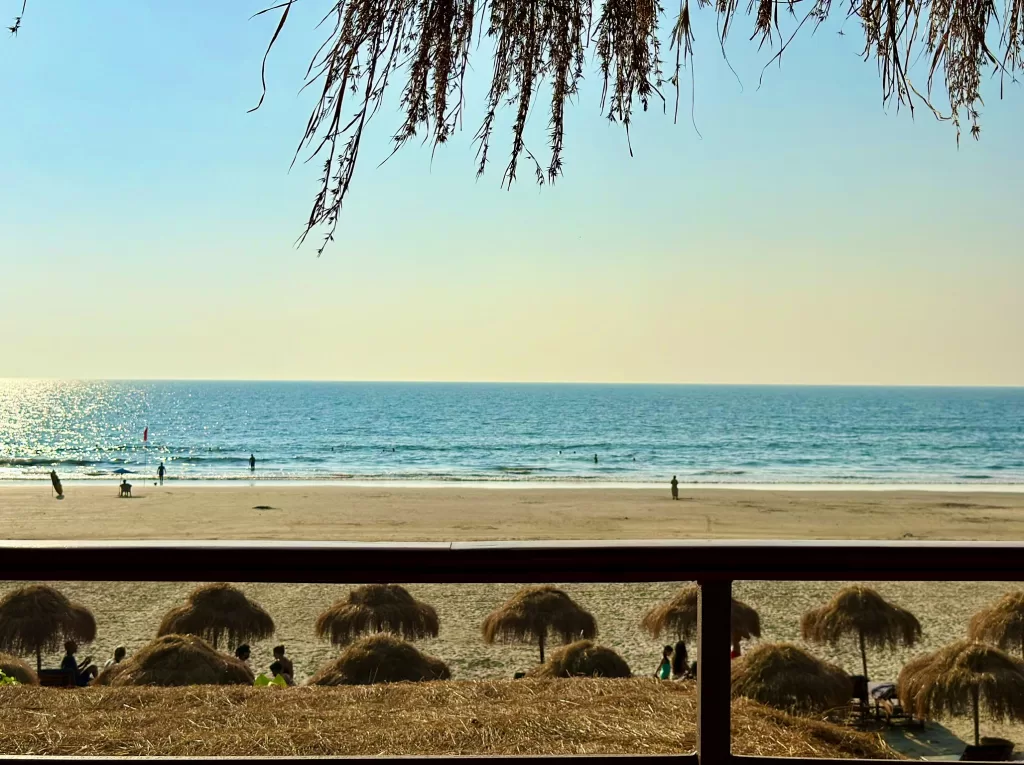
xmin=119 ymin=482 xmax=132 ymax=498
xmin=38 ymin=669 xmax=76 ymax=688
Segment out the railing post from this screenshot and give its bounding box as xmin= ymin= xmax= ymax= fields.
xmin=697 ymin=579 xmax=733 ymax=765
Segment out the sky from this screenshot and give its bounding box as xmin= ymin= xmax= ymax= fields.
xmin=0 ymin=1 xmax=1021 ymax=385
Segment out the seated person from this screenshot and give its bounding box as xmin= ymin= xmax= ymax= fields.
xmin=269 ymin=660 xmax=294 ymax=686
xmin=119 ymin=479 xmax=132 ymax=496
xmin=272 ymin=645 xmax=293 ymax=678
xmin=655 ymin=645 xmax=673 ymax=679
xmin=103 ymin=646 xmax=127 ymax=669
xmin=61 ymin=640 xmax=98 ymax=686
xmin=235 ymin=644 xmax=251 ymax=664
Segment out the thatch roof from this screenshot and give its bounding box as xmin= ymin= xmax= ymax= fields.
xmin=0 ymin=652 xmax=39 ymax=685
xmin=482 ymin=586 xmax=597 ymax=648
xmin=527 ymin=640 xmax=632 ymax=679
xmin=801 ymin=585 xmax=921 ymax=651
xmin=307 ymin=634 xmax=450 ymax=686
xmin=93 ymin=634 xmax=255 ymax=687
xmin=641 ymin=584 xmax=761 ymax=643
xmin=0 ymin=584 xmax=96 ymax=657
xmin=157 ymin=584 xmax=274 ymax=649
xmin=731 ymin=642 xmax=851 ymax=715
xmin=968 ymin=592 xmax=1024 ymax=657
xmin=898 ymin=640 xmax=1024 ymax=723
xmin=0 ymin=680 xmax=900 ymax=758
xmin=315 ymin=584 xmax=439 ymax=646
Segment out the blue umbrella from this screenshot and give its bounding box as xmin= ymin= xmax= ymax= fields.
xmin=112 ymin=468 xmax=134 ymax=475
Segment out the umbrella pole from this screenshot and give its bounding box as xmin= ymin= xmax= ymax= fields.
xmin=539 ymin=633 xmax=545 ymax=664
xmin=36 ymin=647 xmax=41 ymax=674
xmin=858 ymin=630 xmax=868 ymax=679
xmin=972 ymin=687 xmax=980 ymax=746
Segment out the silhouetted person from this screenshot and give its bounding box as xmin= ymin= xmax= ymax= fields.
xmin=593 ymin=454 xmax=598 ymax=464
xmin=672 ymin=641 xmax=689 ymax=679
xmin=157 ymin=462 xmax=166 ymax=484
xmin=61 ymin=640 xmax=98 ymax=686
xmin=269 ymin=660 xmax=294 ymax=686
xmin=103 ymin=646 xmax=127 ymax=669
xmin=655 ymin=645 xmax=673 ymax=679
xmin=671 ymin=475 xmax=679 ymax=500
xmin=235 ymin=644 xmax=251 ymax=664
xmin=249 ymin=454 xmax=256 ymax=471
xmin=273 ymin=645 xmax=293 ymax=678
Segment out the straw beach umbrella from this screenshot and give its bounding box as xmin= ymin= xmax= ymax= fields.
xmin=898 ymin=640 xmax=1024 ymax=746
xmin=731 ymin=643 xmax=851 ymax=715
xmin=315 ymin=584 xmax=439 ymax=646
xmin=969 ymin=592 xmax=1024 ymax=659
xmin=483 ymin=586 xmax=597 ymax=663
xmin=527 ymin=640 xmax=632 ymax=679
xmin=642 ymin=584 xmax=761 ymax=649
xmin=157 ymin=583 xmax=274 ymax=650
xmin=801 ymin=585 xmax=921 ymax=681
xmin=94 ymin=634 xmax=254 ymax=687
xmin=0 ymin=652 xmax=39 ymax=685
xmin=307 ymin=634 xmax=450 ymax=685
xmin=0 ymin=584 xmax=96 ymax=672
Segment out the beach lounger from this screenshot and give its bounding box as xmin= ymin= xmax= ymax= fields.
xmin=38 ymin=669 xmax=76 ymax=688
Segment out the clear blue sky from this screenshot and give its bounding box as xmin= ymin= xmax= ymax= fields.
xmin=1 ymin=1 xmax=1021 ymax=384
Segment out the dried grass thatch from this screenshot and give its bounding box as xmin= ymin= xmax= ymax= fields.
xmin=0 ymin=584 xmax=96 ymax=672
xmin=315 ymin=584 xmax=439 ymax=646
xmin=641 ymin=584 xmax=761 ymax=645
xmin=898 ymin=639 xmax=1024 ymax=745
xmin=93 ymin=634 xmax=255 ymax=687
xmin=156 ymin=583 xmax=274 ymax=650
xmin=528 ymin=639 xmax=632 ymax=679
xmin=0 ymin=679 xmax=899 ymax=758
xmin=236 ymin=0 xmax=1022 ymax=252
xmin=0 ymin=652 xmax=38 ymax=685
xmin=968 ymin=592 xmax=1024 ymax=659
xmin=731 ymin=642 xmax=851 ymax=715
xmin=801 ymin=585 xmax=921 ymax=680
xmin=308 ymin=633 xmax=450 ymax=685
xmin=482 ymin=585 xmax=597 ymax=663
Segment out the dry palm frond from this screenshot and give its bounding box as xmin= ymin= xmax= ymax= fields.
xmin=898 ymin=639 xmax=1024 ymax=744
xmin=0 ymin=652 xmax=38 ymax=685
xmin=482 ymin=585 xmax=597 ymax=662
xmin=315 ymin=584 xmax=439 ymax=645
xmin=528 ymin=639 xmax=632 ymax=678
xmin=642 ymin=584 xmax=761 ymax=643
xmin=94 ymin=634 xmax=255 ymax=687
xmin=731 ymin=642 xmax=851 ymax=715
xmin=0 ymin=585 xmax=96 ymax=669
xmin=238 ymin=0 xmax=1022 ymax=251
xmin=968 ymin=592 xmax=1024 ymax=658
xmin=0 ymin=680 xmax=900 ymax=758
xmin=307 ymin=633 xmax=450 ymax=685
xmin=157 ymin=583 xmax=274 ymax=650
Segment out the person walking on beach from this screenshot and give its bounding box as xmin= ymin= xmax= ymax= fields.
xmin=157 ymin=462 xmax=166 ymax=484
xmin=671 ymin=475 xmax=679 ymax=500
xmin=249 ymin=454 xmax=256 ymax=471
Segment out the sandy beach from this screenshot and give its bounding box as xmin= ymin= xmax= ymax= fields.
xmin=2 ymin=484 xmax=1024 ymax=541
xmin=2 ymin=484 xmax=1024 ymax=748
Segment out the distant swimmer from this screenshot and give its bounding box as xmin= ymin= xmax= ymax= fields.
xmin=249 ymin=454 xmax=256 ymax=471
xmin=157 ymin=461 xmax=166 ymax=484
xmin=593 ymin=454 xmax=598 ymax=464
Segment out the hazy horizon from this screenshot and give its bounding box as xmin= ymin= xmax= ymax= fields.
xmin=2 ymin=2 xmax=1022 ymax=386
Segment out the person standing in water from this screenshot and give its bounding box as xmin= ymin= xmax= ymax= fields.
xmin=157 ymin=461 xmax=166 ymax=484
xmin=593 ymin=454 xmax=598 ymax=464
xmin=249 ymin=454 xmax=256 ymax=471
xmin=671 ymin=475 xmax=679 ymax=500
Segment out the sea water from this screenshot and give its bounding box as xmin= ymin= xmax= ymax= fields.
xmin=1 ymin=380 xmax=1022 ymax=486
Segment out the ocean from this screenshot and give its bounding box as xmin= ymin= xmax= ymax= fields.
xmin=0 ymin=380 xmax=1022 ymax=486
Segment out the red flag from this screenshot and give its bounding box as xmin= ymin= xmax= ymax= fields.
xmin=143 ymin=427 xmax=148 ymax=443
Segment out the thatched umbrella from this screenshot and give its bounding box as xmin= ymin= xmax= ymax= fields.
xmin=898 ymin=640 xmax=1024 ymax=746
xmin=641 ymin=584 xmax=761 ymax=648
xmin=0 ymin=652 xmax=39 ymax=685
xmin=315 ymin=584 xmax=439 ymax=646
xmin=157 ymin=583 xmax=274 ymax=650
xmin=307 ymin=634 xmax=450 ymax=685
xmin=731 ymin=642 xmax=851 ymax=715
xmin=482 ymin=585 xmax=597 ymax=664
xmin=527 ymin=639 xmax=631 ymax=679
xmin=801 ymin=585 xmax=921 ymax=681
xmin=0 ymin=584 xmax=96 ymax=672
xmin=968 ymin=592 xmax=1024 ymax=659
xmin=94 ymin=634 xmax=254 ymax=687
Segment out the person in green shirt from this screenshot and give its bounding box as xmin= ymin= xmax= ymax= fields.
xmin=655 ymin=645 xmax=673 ymax=680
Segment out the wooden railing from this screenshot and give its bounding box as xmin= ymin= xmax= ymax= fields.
xmin=3 ymin=539 xmax=1024 ymax=764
